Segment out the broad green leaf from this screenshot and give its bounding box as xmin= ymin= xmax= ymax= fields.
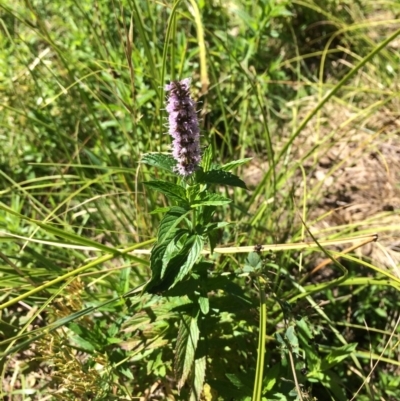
xmin=197 ymin=169 xmax=247 ymax=189
xmin=175 ymin=314 xmax=200 ymax=390
xmin=145 ymin=227 xmax=182 ymax=292
xmin=262 ymin=363 xmax=280 ymax=392
xmin=285 ymin=326 xmax=299 ymax=353
xmin=141 ymin=153 xmax=176 ymax=173
xmin=220 ymin=158 xmax=252 ymax=171
xmin=148 ymin=232 xmax=202 ymax=292
xmin=161 ymin=230 xmax=187 ymax=278
xmin=247 ymin=252 xmax=262 ymax=268
xmin=198 ymin=295 xmax=209 ymax=315
xmin=321 ymin=343 xmax=357 ymax=371
xmin=144 ymin=181 xmax=187 ymax=203
xmin=158 ymin=206 xmax=190 ymax=243
xmin=191 ymin=193 xmax=232 ymax=207
xmin=190 ymin=356 xmax=206 ymax=401
xmin=199 ymin=205 xmax=216 ymax=226
xmin=173 ymin=235 xmax=204 ymax=285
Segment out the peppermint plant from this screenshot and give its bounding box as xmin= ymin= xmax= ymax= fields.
xmin=141 ymin=78 xmax=251 ymax=398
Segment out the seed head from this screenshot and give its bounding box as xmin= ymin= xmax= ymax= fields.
xmin=165 ymin=78 xmax=201 ymax=176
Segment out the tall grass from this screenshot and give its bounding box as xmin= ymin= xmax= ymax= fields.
xmin=1 ymin=0 xmax=400 ymax=400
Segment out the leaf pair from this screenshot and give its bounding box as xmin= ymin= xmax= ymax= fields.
xmin=144 ymin=207 xmax=204 ymax=293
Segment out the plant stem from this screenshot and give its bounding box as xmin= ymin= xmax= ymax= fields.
xmin=253 ymin=277 xmax=267 ymax=401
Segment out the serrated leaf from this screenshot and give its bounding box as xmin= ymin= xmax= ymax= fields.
xmin=172 ymin=235 xmax=204 ymax=286
xmin=175 ymin=315 xmax=200 ymax=390
xmin=149 ymin=241 xmax=171 ymax=277
xmin=191 ymin=193 xmax=232 ymax=207
xmin=158 ymin=207 xmax=190 ymax=243
xmin=141 ymin=153 xmax=176 ymax=173
xmin=144 ymin=181 xmax=187 ymax=203
xmin=144 ymin=227 xmax=182 ymax=293
xmin=197 ymin=169 xmax=247 ymax=189
xmin=190 ymin=356 xmax=206 ymax=401
xmin=220 ymin=158 xmax=252 ymax=171
xmin=161 ymin=230 xmax=188 ymax=278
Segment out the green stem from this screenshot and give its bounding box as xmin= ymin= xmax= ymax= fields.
xmin=253 ymin=277 xmax=267 ymax=401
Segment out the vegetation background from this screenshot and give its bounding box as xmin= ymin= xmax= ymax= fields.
xmin=1 ymin=0 xmax=400 ymax=400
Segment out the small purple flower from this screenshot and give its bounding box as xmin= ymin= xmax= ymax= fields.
xmin=165 ymin=78 xmax=201 ymax=176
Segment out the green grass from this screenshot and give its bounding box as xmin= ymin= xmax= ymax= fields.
xmin=1 ymin=0 xmax=400 ymax=400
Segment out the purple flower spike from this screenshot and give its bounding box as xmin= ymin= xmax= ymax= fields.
xmin=165 ymin=78 xmax=201 ymax=176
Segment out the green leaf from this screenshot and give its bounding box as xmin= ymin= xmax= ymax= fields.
xmin=226 ymin=373 xmax=245 ymax=389
xmin=200 ymin=146 xmax=213 ymax=172
xmin=150 ymin=206 xmax=171 ymax=214
xmin=296 ymin=318 xmax=313 ymax=340
xmin=318 ymin=371 xmax=347 ymax=401
xmin=161 ymin=230 xmax=187 ymax=278
xmin=145 ymin=227 xmax=184 ymax=292
xmin=186 ymin=183 xmax=202 ymax=201
xmin=191 ymin=193 xmax=232 ymax=207
xmin=197 ymin=169 xmax=247 ymax=189
xmin=175 ymin=314 xmax=200 ymax=390
xmin=285 ymin=326 xmax=299 ymax=353
xmin=220 ymin=158 xmax=252 ymax=171
xmin=120 ymin=366 xmax=134 ymax=380
xmin=262 ymin=363 xmax=280 ymax=392
xmin=296 ymin=318 xmax=320 ymax=372
xmin=144 ymin=181 xmax=187 ymax=203
xmin=141 ymin=153 xmax=176 ymax=173
xmin=203 ymin=221 xmax=230 ymax=233
xmin=190 ymin=356 xmax=206 ymax=401
xmin=241 ymin=265 xmax=255 ymax=274
xmin=270 ymin=5 xmax=293 ymax=17
xmin=158 ymin=207 xmax=190 ymax=243
xmin=173 ymin=235 xmax=204 ymax=286
xmin=321 ymin=343 xmax=357 ymax=370
xmin=198 ymin=295 xmax=209 ymax=315
xmin=246 ymin=252 xmax=262 ymax=268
